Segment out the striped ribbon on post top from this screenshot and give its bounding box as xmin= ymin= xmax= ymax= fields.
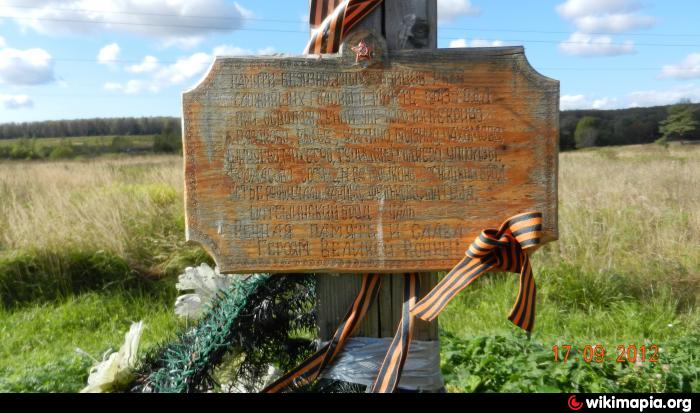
xmin=305 ymin=0 xmax=384 ymax=55
xmin=411 ymin=212 xmax=544 ymax=332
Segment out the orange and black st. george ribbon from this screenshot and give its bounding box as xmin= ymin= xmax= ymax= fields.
xmin=411 ymin=212 xmax=543 ymax=332
xmin=309 ymin=0 xmax=344 ymax=29
xmin=305 ymin=0 xmax=384 ymax=55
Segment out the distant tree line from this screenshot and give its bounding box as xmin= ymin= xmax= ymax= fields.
xmin=0 ymin=117 xmax=180 ymax=140
xmin=560 ymin=102 xmax=700 ymax=150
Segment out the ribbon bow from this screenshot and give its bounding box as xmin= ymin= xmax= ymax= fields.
xmin=412 ymin=212 xmax=543 ymax=332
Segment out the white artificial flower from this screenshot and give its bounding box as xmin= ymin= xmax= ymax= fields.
xmin=80 ymin=321 xmax=144 ymax=393
xmin=174 ymin=263 xmax=251 ymax=319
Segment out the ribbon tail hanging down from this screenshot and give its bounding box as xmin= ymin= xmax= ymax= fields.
xmin=263 ymin=272 xmax=421 ymax=393
xmin=369 ymin=273 xmax=419 ymax=393
xmin=262 ymin=273 xmax=382 ymax=393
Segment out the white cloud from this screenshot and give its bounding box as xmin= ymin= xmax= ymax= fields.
xmin=556 ymin=0 xmax=644 ymax=56
xmin=556 ymin=0 xmax=643 ymax=20
xmin=438 ymin=0 xmax=481 ymax=22
xmin=562 ymin=87 xmax=700 ymax=110
xmin=257 ymin=47 xmax=276 ymax=56
xmin=0 ymin=0 xmax=254 ymax=48
xmin=628 ymin=84 xmax=700 ymax=107
xmin=103 ymin=79 xmax=158 ymax=94
xmin=560 ymin=94 xmax=620 ymax=110
xmin=126 ymin=55 xmax=159 ymax=73
xmin=161 ymin=36 xmax=206 ymax=50
xmin=449 ymin=38 xmax=504 ymax=48
xmin=660 ymin=53 xmax=700 ymax=80
xmin=0 ymin=94 xmax=33 ymax=109
xmin=121 ymin=80 xmax=157 ymax=94
xmin=559 ymin=32 xmax=634 ymax=57
xmin=591 ymin=97 xmax=620 ymax=109
xmin=560 ymin=94 xmax=588 ymax=110
xmin=470 ymin=39 xmax=504 ymax=47
xmin=105 ymin=52 xmax=210 ymax=94
xmin=154 ymin=52 xmax=212 ymax=85
xmin=573 ymin=14 xmax=655 ymax=33
xmin=0 ymin=47 xmax=55 ymax=85
xmin=97 ymin=43 xmax=120 ymax=65
xmin=103 ymin=82 xmax=123 ymax=92
xmin=556 ymin=0 xmax=655 ymax=34
xmin=556 ymin=0 xmax=653 ymax=57
xmin=106 ymin=45 xmax=275 ymax=95
xmin=0 ymin=36 xmax=5 ymax=48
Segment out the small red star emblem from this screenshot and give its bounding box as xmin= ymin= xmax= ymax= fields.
xmin=351 ymin=40 xmax=373 ymax=63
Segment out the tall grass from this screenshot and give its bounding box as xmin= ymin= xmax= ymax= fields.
xmin=0 ymin=144 xmax=698 ymax=392
xmin=541 ymin=144 xmax=699 ymax=283
xmin=440 ymin=144 xmax=699 ymax=345
xmin=0 ymin=156 xmax=180 ymax=254
xmin=0 ymin=156 xmax=210 ymax=306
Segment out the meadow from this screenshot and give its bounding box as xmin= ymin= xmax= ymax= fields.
xmin=0 ymin=143 xmax=697 ymax=392
xmin=0 ymin=134 xmax=179 ymax=161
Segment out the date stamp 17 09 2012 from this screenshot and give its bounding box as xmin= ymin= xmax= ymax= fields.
xmin=553 ymin=344 xmax=660 ymax=364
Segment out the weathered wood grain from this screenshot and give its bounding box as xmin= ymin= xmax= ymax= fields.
xmin=385 ymin=0 xmax=437 ymax=50
xmin=183 ymin=46 xmax=559 ymax=274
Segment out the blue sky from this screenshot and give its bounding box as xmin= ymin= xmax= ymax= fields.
xmin=1 ymin=0 xmax=699 ymax=122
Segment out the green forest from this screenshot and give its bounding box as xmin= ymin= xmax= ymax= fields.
xmin=560 ymin=102 xmax=700 ymax=149
xmin=0 ymin=117 xmax=180 ymax=141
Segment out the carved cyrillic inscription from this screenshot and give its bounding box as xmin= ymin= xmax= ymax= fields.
xmin=183 ymin=48 xmax=559 ymax=273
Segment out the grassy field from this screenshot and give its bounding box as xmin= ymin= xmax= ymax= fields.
xmin=0 ymin=134 xmax=178 ymax=161
xmin=0 ymin=143 xmax=698 ymax=392
xmin=0 ymin=135 xmax=156 ymax=150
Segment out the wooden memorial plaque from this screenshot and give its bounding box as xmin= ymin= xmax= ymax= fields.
xmin=183 ymin=43 xmax=559 ymax=274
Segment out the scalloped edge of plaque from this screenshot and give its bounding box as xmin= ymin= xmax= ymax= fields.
xmin=183 ymin=46 xmax=559 ymax=99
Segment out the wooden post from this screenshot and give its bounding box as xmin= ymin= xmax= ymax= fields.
xmin=315 ymin=0 xmax=441 ymax=382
